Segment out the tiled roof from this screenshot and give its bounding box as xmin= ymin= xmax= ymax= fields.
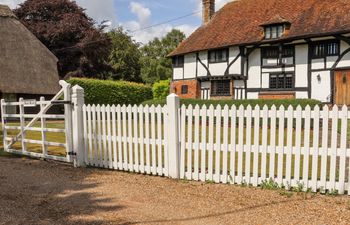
xmin=169 ymin=0 xmax=350 ymax=56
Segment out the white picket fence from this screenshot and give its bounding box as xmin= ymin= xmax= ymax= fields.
xmin=82 ymin=104 xmax=169 ymax=176
xmin=3 ymin=82 xmax=349 ymax=195
xmin=80 ymin=94 xmax=350 ymax=195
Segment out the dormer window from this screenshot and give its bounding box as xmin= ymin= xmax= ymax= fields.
xmin=261 ymin=15 xmax=290 ymax=40
xmin=264 ymin=25 xmax=284 ymax=39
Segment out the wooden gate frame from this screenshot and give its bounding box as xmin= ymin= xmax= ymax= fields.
xmin=1 ymin=80 xmax=74 ymax=162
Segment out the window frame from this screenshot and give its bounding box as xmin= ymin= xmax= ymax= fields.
xmin=264 ymin=25 xmax=285 ymax=40
xmin=208 ymin=48 xmax=229 ymax=64
xmin=172 ymin=55 xmax=184 ymax=68
xmin=211 ymin=79 xmax=231 ymax=96
xmin=269 ymin=73 xmax=295 ymax=90
xmin=311 ymin=41 xmax=340 ymax=59
xmin=181 ymin=85 xmax=188 ymax=94
xmin=261 ymin=45 xmax=295 ymax=67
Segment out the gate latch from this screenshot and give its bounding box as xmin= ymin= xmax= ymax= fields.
xmin=68 ymin=151 xmax=77 ymax=156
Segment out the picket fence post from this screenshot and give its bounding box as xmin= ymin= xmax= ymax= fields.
xmin=72 ymin=85 xmax=86 ymax=167
xmin=167 ymin=94 xmax=180 ymax=179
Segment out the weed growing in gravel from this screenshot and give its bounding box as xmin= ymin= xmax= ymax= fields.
xmin=326 ymin=189 xmax=339 ymax=196
xmin=279 ymin=190 xmax=293 ymax=198
xmin=206 ymin=180 xmax=215 ymax=184
xmin=261 ymin=178 xmax=279 ymax=190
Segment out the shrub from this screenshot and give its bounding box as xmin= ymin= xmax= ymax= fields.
xmin=68 ymin=78 xmax=152 ymax=105
xmin=142 ymin=98 xmax=321 ymax=109
xmin=152 ymin=80 xmax=170 ymax=100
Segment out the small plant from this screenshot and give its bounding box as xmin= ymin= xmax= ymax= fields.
xmin=228 ymin=175 xmax=234 ymax=183
xmin=206 ymin=180 xmax=215 ymax=184
xmin=240 ymin=179 xmax=248 ymax=187
xmin=327 ymin=189 xmax=339 ymax=196
xmin=261 ymin=178 xmax=280 ymax=190
xmin=293 ymin=181 xmax=305 ymax=193
xmin=279 ymin=190 xmax=293 ymax=198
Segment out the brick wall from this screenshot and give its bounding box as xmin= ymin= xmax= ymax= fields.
xmin=171 ymin=80 xmax=200 ymax=99
xmin=259 ymin=92 xmax=296 ymax=100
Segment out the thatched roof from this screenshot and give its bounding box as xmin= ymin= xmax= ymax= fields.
xmin=0 ymin=5 xmax=60 ymax=95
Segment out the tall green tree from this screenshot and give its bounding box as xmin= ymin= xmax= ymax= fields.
xmin=14 ymin=0 xmax=112 ymax=79
xmin=140 ymin=29 xmax=186 ymax=84
xmin=108 ymin=27 xmax=142 ymax=82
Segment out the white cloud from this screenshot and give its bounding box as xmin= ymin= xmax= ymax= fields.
xmin=123 ymin=2 xmax=197 ymax=44
xmin=129 ymin=1 xmax=151 ymax=25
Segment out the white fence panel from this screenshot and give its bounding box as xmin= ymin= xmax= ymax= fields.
xmin=174 ymin=103 xmax=350 ymax=194
xmin=83 ymin=103 xmax=169 ymax=176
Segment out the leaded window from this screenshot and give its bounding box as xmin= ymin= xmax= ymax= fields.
xmin=269 ymin=74 xmax=294 ymax=89
xmin=211 ymin=80 xmax=231 ymax=96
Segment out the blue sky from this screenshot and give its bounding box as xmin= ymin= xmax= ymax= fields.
xmin=1 ymin=0 xmax=231 ymax=43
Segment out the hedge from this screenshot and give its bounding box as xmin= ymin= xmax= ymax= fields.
xmin=142 ymin=98 xmax=322 ymax=109
xmin=152 ymin=80 xmax=170 ymax=100
xmin=68 ymin=78 xmax=153 ymax=105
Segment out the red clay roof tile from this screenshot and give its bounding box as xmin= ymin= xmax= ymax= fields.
xmin=169 ymin=0 xmax=350 ymax=56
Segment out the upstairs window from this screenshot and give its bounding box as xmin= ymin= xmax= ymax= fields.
xmin=311 ymin=41 xmax=339 ymax=58
xmin=211 ymin=80 xmax=231 ymax=96
xmin=172 ymin=55 xmax=184 ymax=67
xmin=264 ymin=25 xmax=284 ymax=39
xmin=262 ymin=45 xmax=294 ymax=66
xmin=209 ymin=49 xmax=228 ymax=63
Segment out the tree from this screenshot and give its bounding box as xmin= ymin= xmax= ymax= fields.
xmin=14 ymin=0 xmax=112 ymax=79
xmin=140 ymin=29 xmax=186 ymax=84
xmin=108 ymin=27 xmax=142 ymax=82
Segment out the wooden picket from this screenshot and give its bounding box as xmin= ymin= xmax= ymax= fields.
xmin=83 ymin=103 xmax=169 ymax=176
xmin=172 ymin=103 xmax=350 ymax=194
xmin=80 ymin=100 xmax=350 ymax=195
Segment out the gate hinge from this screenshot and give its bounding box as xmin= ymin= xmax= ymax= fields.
xmin=68 ymin=151 xmax=77 ymax=156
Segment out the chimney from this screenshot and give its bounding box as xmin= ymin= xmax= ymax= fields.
xmin=202 ymin=0 xmax=215 ymax=24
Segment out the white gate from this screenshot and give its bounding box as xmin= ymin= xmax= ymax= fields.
xmin=1 ymin=81 xmax=74 ymax=162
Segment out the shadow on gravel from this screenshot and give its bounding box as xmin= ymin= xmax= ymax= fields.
xmin=0 ymin=153 xmax=123 ymax=225
xmin=127 ymin=197 xmax=314 ymax=224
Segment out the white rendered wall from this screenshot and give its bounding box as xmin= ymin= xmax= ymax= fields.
xmin=208 ymin=62 xmax=227 ymax=76
xmin=295 ymin=92 xmax=308 ymax=99
xmin=246 ymin=49 xmax=261 ymax=88
xmin=183 ymin=53 xmax=197 ymax=79
xmin=228 ymin=47 xmax=241 ymax=75
xmin=295 ymin=45 xmax=308 ymax=87
xmin=247 ymin=92 xmax=259 ymax=99
xmin=197 ymin=51 xmax=208 ymax=77
xmin=311 ymin=71 xmax=331 ymax=102
xmin=336 ymin=41 xmax=350 ymax=68
xmin=173 ymin=68 xmax=183 ymax=80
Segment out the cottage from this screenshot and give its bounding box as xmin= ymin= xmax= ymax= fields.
xmin=0 ymin=5 xmax=59 ymax=104
xmin=169 ymin=0 xmax=350 ymax=105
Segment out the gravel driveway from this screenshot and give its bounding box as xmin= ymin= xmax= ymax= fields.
xmin=0 ymin=155 xmax=349 ymax=225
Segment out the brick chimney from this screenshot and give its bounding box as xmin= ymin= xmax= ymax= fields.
xmin=202 ymin=0 xmax=215 ymax=24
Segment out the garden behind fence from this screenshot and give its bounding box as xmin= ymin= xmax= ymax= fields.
xmin=2 ymin=83 xmax=350 ymax=195
xmin=82 ymin=95 xmax=350 ymax=195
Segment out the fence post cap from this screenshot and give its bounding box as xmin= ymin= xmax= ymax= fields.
xmin=59 ymin=80 xmax=71 ymax=88
xmin=167 ymin=93 xmax=178 ymax=98
xmin=72 ymin=85 xmax=84 ymax=93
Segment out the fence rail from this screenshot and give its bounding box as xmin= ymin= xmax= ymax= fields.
xmin=2 ymin=82 xmax=350 ymax=195
xmin=81 ymin=99 xmax=350 ymax=195
xmin=82 ymin=104 xmax=169 ymax=176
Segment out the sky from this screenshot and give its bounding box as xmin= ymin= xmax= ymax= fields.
xmin=0 ymin=0 xmax=231 ymax=44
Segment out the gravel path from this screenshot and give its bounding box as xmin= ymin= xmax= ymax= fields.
xmin=0 ymin=156 xmax=349 ymax=225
